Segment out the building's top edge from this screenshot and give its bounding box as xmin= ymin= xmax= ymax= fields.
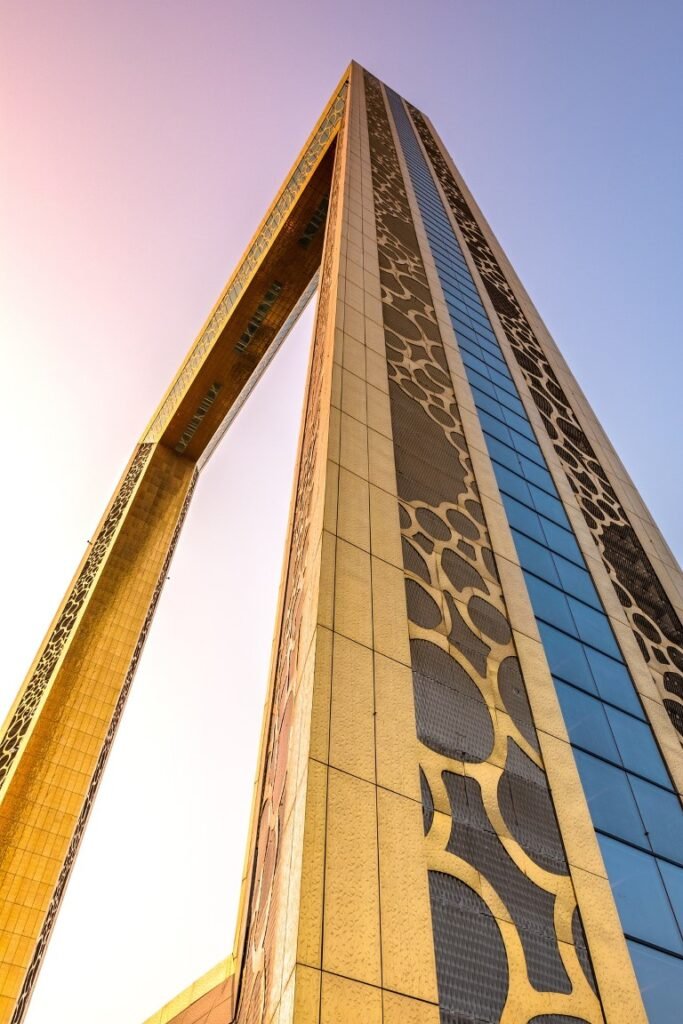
xmin=140 ymin=66 xmax=350 ymax=443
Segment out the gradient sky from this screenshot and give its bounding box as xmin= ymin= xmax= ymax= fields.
xmin=1 ymin=2 xmax=682 ymax=1021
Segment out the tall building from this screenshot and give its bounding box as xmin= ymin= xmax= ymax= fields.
xmin=1 ymin=63 xmax=682 ymax=1024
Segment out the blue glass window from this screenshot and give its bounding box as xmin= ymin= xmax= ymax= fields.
xmin=598 ymin=836 xmax=683 ymax=953
xmin=583 ymin=647 xmax=644 ymax=717
xmin=629 ymin=777 xmax=683 ymax=862
xmin=467 ymin=367 xmax=498 ymax=401
xmin=528 ymin=484 xmax=570 ymax=527
xmin=471 ymin=387 xmax=506 ymax=422
xmin=525 ymin=576 xmax=575 ymax=635
xmin=575 ymin=751 xmax=645 ymax=846
xmin=604 ymin=707 xmax=671 ymax=786
xmin=518 ymin=454 xmax=553 ymax=490
xmin=538 ymin=623 xmax=597 ymax=694
xmin=539 ymin=518 xmax=583 ymax=564
xmin=493 ymin=463 xmax=533 ymax=505
xmin=628 ymin=941 xmax=683 ymax=1024
xmin=552 ymin=556 xmax=601 ymax=609
xmin=487 ymin=436 xmax=523 ymax=475
xmin=555 ymin=681 xmax=620 ymax=762
xmin=512 ymin=531 xmax=561 ymax=586
xmin=658 ymin=861 xmax=683 ymax=936
xmin=568 ymin=598 xmax=621 ymax=659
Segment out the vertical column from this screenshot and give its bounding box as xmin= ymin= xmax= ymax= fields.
xmin=403 ymin=99 xmax=683 ymax=1019
xmin=361 ymin=70 xmax=617 ymax=1024
xmin=232 ymin=65 xmax=440 ymax=1024
xmin=385 ymin=88 xmax=646 ymax=1023
xmin=0 ymin=444 xmax=197 ymax=1024
xmin=309 ymin=63 xmax=439 ymax=1024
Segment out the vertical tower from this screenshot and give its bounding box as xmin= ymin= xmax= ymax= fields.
xmin=2 ymin=64 xmax=682 ymax=1024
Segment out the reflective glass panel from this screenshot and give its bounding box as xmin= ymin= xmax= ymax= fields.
xmin=604 ymin=706 xmax=671 ymax=786
xmin=629 ymin=776 xmax=683 ymax=862
xmin=628 ymin=941 xmax=683 ymax=1024
xmin=598 ymin=835 xmax=683 ymax=953
xmin=512 ymin=531 xmax=561 ymax=586
xmin=537 ymin=622 xmax=597 ymax=695
xmin=583 ymin=647 xmax=644 ymax=717
xmin=574 ymin=751 xmax=644 ymax=845
xmin=568 ymin=598 xmax=621 ymax=659
xmin=555 ymin=681 xmax=620 ymax=762
xmin=658 ymin=861 xmax=683 ymax=935
xmin=526 ymin=575 xmax=576 ymax=635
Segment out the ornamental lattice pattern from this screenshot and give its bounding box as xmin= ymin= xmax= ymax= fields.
xmin=408 ymin=105 xmax=683 ymax=741
xmin=364 ymin=70 xmax=603 ymax=1024
xmin=0 ymin=442 xmax=153 ymax=792
xmin=9 ymin=467 xmax=198 ymax=1024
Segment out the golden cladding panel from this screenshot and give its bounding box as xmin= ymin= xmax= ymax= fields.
xmin=383 ymin=992 xmax=439 ymax=1024
xmin=290 ymin=965 xmax=320 ymax=1024
xmin=370 ymin=557 xmax=410 ymax=666
xmin=328 ymin=635 xmax=375 ymax=782
xmin=333 ymin=539 xmax=372 ymax=649
xmin=320 ymin=972 xmax=381 ymax=1024
xmin=377 ymin=788 xmax=437 ymax=1003
xmin=336 ymin=468 xmax=370 ymax=552
xmin=309 ymin=628 xmax=333 ymax=766
xmin=322 ymin=768 xmax=381 ymax=985
xmin=369 ymin=486 xmax=402 ymax=570
xmin=374 ymin=653 xmax=421 ymax=803
xmin=296 ymin=760 xmax=328 ymax=970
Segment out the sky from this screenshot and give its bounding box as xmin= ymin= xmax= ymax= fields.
xmin=1 ymin=1 xmax=681 ymax=1021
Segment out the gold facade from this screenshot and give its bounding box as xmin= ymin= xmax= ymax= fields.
xmin=2 ymin=63 xmax=682 ymax=1024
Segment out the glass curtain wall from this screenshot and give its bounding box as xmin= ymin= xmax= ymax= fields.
xmin=386 ymin=86 xmax=683 ymax=1023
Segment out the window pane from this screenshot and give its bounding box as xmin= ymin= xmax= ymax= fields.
xmin=512 ymin=531 xmax=560 ymax=585
xmin=604 ymin=706 xmax=671 ymax=787
xmin=568 ymin=598 xmax=621 ymax=659
xmin=525 ymin=575 xmax=576 ymax=635
xmin=493 ymin=385 xmax=528 ymax=417
xmin=628 ymin=941 xmax=683 ymax=1024
xmin=462 ymin=351 xmax=492 ymax=380
xmin=467 ymin=367 xmax=497 ymax=400
xmin=517 ymin=451 xmax=554 ymax=488
xmin=583 ymin=647 xmax=644 ymax=717
xmin=488 ymin=437 xmax=522 ymax=474
xmin=494 ymin=463 xmax=533 ymax=505
xmin=658 ymin=860 xmax=683 ymax=937
xmin=500 ymin=406 xmax=537 ymax=442
xmin=479 ymin=410 xmax=513 ymax=447
xmin=630 ymin=776 xmax=683 ymax=862
xmin=510 ymin=426 xmax=545 ymax=462
xmin=539 ymin=518 xmax=583 ymax=565
xmin=471 ymin=387 xmax=504 ymax=421
xmin=501 ymin=494 xmax=545 ymax=544
xmin=597 ymin=835 xmax=683 ymax=952
xmin=537 ymin=622 xmax=597 ymax=694
xmin=552 ymin=555 xmax=601 ymax=610
xmin=528 ymin=484 xmax=570 ymax=528
xmin=574 ymin=751 xmax=645 ymax=845
xmin=489 ymin=365 xmax=516 ymax=394
xmin=493 ymin=386 xmax=526 ymax=418
xmin=555 ymin=681 xmax=620 ymax=762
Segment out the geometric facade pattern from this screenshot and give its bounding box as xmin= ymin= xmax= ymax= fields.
xmin=1 ymin=63 xmax=682 ymax=1024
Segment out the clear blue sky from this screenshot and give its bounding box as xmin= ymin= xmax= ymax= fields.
xmin=1 ymin=2 xmax=681 ymax=1021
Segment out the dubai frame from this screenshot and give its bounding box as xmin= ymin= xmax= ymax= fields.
xmin=2 ymin=64 xmax=683 ymax=1024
